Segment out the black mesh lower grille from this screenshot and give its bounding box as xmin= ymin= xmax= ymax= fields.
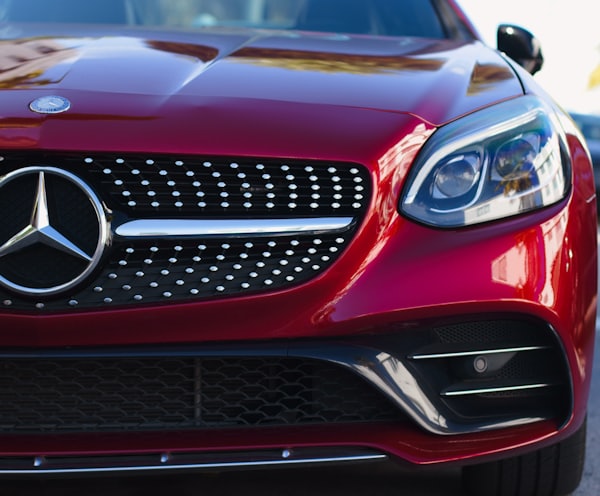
xmin=0 ymin=356 xmax=402 ymax=434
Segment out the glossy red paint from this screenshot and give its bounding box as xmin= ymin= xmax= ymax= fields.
xmin=0 ymin=1 xmax=596 ymax=486
xmin=0 ymin=33 xmax=522 ymax=155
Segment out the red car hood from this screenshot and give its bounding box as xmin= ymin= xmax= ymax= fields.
xmin=0 ymin=28 xmax=524 ymax=158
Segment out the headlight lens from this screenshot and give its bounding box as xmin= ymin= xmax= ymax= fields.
xmin=400 ymin=96 xmax=570 ymax=228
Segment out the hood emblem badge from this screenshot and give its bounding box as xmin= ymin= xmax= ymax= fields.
xmin=29 ymin=95 xmax=71 ymax=114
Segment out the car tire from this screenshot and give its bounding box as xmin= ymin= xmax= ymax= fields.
xmin=462 ymin=418 xmax=586 ymax=496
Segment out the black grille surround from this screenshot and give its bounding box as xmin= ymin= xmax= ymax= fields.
xmin=0 ymin=153 xmax=371 ymax=312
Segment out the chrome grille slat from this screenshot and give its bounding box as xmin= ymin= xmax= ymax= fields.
xmin=409 ymin=345 xmax=549 ymax=360
xmin=114 ymin=217 xmax=355 ymax=238
xmin=441 ymin=382 xmax=555 ymax=397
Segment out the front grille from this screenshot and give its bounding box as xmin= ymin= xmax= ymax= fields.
xmin=0 ymin=153 xmax=371 ymax=312
xmin=0 ymin=355 xmax=402 ymax=434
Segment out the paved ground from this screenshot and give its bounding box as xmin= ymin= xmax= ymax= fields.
xmin=574 ymin=323 xmax=600 ymax=496
xmin=0 ymin=464 xmax=464 ymax=495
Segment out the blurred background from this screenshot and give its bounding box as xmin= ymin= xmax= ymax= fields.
xmin=457 ymin=0 xmax=599 ymax=114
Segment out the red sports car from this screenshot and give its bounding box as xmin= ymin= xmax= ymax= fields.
xmin=0 ymin=1 xmax=596 ymax=495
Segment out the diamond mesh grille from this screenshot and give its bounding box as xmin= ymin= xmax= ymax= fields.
xmin=0 ymin=153 xmax=371 ymax=311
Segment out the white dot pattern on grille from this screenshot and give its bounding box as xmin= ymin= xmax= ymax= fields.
xmin=91 ymin=157 xmax=368 ymax=216
xmin=88 ymin=235 xmax=345 ymax=306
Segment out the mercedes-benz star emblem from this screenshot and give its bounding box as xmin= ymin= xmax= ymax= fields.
xmin=29 ymin=95 xmax=71 ymax=114
xmin=0 ymin=167 xmax=109 ymax=297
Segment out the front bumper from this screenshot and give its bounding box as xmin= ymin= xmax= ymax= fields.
xmin=0 ymin=315 xmax=578 ymax=474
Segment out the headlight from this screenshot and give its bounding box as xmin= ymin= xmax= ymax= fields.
xmin=400 ymin=96 xmax=570 ymax=228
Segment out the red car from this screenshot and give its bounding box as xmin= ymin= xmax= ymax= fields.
xmin=0 ymin=1 xmax=596 ymax=495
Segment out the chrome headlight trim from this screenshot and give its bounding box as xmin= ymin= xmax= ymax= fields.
xmin=400 ymin=96 xmax=570 ymax=228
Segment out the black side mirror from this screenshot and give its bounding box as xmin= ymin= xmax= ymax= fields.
xmin=497 ymin=24 xmax=544 ymax=75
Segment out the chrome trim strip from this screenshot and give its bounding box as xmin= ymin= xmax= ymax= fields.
xmin=442 ymin=383 xmax=552 ymax=397
xmin=409 ymin=345 xmax=548 ymax=360
xmin=0 ymin=452 xmax=387 ymax=475
xmin=115 ymin=217 xmax=354 ymax=238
